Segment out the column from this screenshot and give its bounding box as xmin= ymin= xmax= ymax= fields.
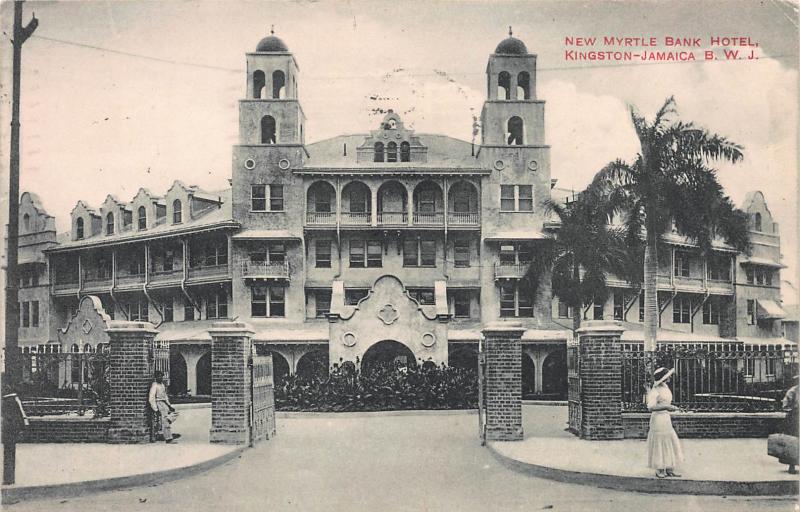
xmin=576 ymin=320 xmax=625 ymax=440
xmin=106 ymin=320 xmax=158 ymax=444
xmin=370 ymin=185 xmax=378 ymax=227
xmin=482 ymin=322 xmax=526 ymax=441
xmin=209 ymin=320 xmax=254 ymax=445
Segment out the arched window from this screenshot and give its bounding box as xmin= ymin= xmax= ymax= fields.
xmin=754 ymin=212 xmax=762 ymax=231
xmin=22 ymin=213 xmax=30 ymax=232
xmin=137 ymin=206 xmax=147 ymax=230
xmin=261 ymin=115 xmax=276 ymax=144
xmin=84 ymin=343 xmax=93 ymax=353
xmin=272 ymin=70 xmax=286 ymax=99
xmin=253 ymin=70 xmax=266 ymax=99
xmin=387 ymin=142 xmax=398 ymax=163
xmin=71 ymin=343 xmax=80 ymax=353
xmin=498 ymin=71 xmax=511 ymax=100
xmin=400 ymin=142 xmax=410 ymax=162
xmin=507 ymin=116 xmax=524 ymax=145
xmin=517 ymin=72 xmax=530 ymax=100
xmin=172 ymin=199 xmax=183 ymax=224
xmin=106 ymin=212 xmax=115 ymax=235
xmin=76 ymin=217 xmax=85 ymax=240
xmin=374 ymin=142 xmax=384 ymax=162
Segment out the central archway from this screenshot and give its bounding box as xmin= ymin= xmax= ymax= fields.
xmin=361 ymin=340 xmax=416 ymax=375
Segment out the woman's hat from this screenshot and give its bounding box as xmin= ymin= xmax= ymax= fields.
xmin=653 ymin=367 xmax=674 ymax=386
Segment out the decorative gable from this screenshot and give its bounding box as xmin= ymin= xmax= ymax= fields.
xmin=356 ymin=110 xmax=428 ymax=164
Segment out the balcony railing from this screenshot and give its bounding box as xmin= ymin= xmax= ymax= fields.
xmin=448 ymin=211 xmax=479 ymax=226
xmin=149 ymin=268 xmax=184 ymax=284
xmin=413 ymin=211 xmax=444 ymax=226
xmin=82 ymin=275 xmax=112 ymax=289
xmin=494 ymin=263 xmax=528 ymax=280
xmin=378 ymin=211 xmax=407 ymax=225
xmin=341 ymin=212 xmax=371 ymax=225
xmin=306 ymin=211 xmax=336 ymax=225
xmin=187 ymin=264 xmax=230 ymax=280
xmin=116 ymin=273 xmax=145 ymax=287
xmin=241 ymin=261 xmax=290 ymax=281
xmin=53 ymin=280 xmax=79 ymax=293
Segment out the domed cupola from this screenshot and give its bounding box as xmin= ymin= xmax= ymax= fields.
xmin=256 ymin=27 xmax=289 ymax=52
xmin=495 ymin=26 xmax=528 ymax=55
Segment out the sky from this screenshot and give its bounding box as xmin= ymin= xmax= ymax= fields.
xmin=0 ymin=0 xmax=798 ymax=302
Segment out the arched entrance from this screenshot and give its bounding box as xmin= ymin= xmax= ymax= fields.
xmin=522 ymin=353 xmax=536 ymax=399
xmin=168 ymin=351 xmax=188 ymax=396
xmin=196 ymin=352 xmax=212 ymax=396
xmin=270 ymin=351 xmax=290 ymax=385
xmin=542 ymin=348 xmax=567 ymax=398
xmin=361 ymin=340 xmax=416 ymax=375
xmin=448 ymin=345 xmax=478 ymax=371
xmin=296 ymin=350 xmax=329 ymax=381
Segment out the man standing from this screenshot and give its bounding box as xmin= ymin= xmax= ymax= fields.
xmin=148 ymin=371 xmax=178 ymax=443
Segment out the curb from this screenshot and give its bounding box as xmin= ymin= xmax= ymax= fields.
xmin=277 ymin=408 xmax=477 ymax=419
xmin=522 ymin=400 xmax=568 ymax=406
xmin=1 ymin=446 xmax=247 ymax=505
xmin=486 ymin=443 xmax=799 ymax=496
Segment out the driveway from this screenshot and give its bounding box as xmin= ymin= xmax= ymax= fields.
xmin=7 ymin=406 xmax=795 ymax=511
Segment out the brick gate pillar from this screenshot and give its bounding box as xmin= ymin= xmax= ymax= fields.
xmin=209 ymin=321 xmax=254 ymax=445
xmin=482 ymin=322 xmax=526 ymax=442
xmin=106 ymin=320 xmax=158 ymax=444
xmin=577 ymin=320 xmax=625 ymax=440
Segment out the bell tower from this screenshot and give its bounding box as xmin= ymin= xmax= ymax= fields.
xmin=480 ymin=28 xmax=542 ymax=146
xmin=239 ymin=28 xmax=305 ymax=145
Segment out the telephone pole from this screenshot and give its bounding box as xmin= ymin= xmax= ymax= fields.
xmin=3 ymin=0 xmax=37 ymax=486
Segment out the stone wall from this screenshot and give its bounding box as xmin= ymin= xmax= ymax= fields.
xmin=622 ymin=412 xmax=784 ymax=439
xmin=20 ymin=418 xmax=110 ymax=443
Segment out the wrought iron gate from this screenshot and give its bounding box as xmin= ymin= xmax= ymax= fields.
xmin=477 ymin=351 xmax=487 ymax=445
xmin=566 ymin=337 xmax=581 ymax=435
xmin=249 ymin=353 xmax=276 ymax=446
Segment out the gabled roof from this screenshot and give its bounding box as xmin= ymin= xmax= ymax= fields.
xmin=49 ymin=189 xmax=235 ymax=252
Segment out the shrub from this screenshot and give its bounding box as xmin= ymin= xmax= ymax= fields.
xmin=275 ymin=359 xmax=478 ymax=412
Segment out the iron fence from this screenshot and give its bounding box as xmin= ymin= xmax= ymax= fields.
xmin=621 ymin=342 xmax=798 ymax=412
xmin=17 ymin=347 xmax=111 ymax=417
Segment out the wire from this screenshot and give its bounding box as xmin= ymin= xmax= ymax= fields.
xmin=30 ymin=34 xmax=798 ymax=80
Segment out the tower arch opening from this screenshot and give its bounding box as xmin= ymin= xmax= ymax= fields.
xmin=517 ymin=71 xmax=530 ymax=100
xmin=253 ymin=70 xmax=266 ymax=99
xmin=498 ymin=71 xmax=511 ymax=100
xmin=261 ymin=115 xmax=277 ymax=144
xmin=272 ymin=70 xmax=286 ymax=99
xmin=507 ymin=116 xmax=524 ymax=145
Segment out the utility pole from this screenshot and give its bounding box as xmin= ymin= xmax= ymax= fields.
xmin=3 ymin=0 xmax=37 ymax=486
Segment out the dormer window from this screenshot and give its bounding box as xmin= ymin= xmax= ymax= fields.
xmin=173 ymin=199 xmax=183 ymax=224
xmin=754 ymin=212 xmax=762 ymax=231
xmin=106 ymin=213 xmax=115 ymax=235
xmin=22 ymin=213 xmax=30 ymax=232
xmin=76 ymin=218 xmax=84 ymax=240
xmin=137 ymin=206 xmax=147 ymax=230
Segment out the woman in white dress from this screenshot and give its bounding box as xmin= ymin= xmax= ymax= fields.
xmin=647 ymin=367 xmax=684 ymax=478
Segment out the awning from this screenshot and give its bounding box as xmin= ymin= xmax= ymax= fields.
xmin=756 ymin=299 xmax=786 ymax=320
xmin=232 ymin=229 xmax=302 ymax=241
xmin=740 ymin=256 xmax=786 ymax=268
xmin=483 ymin=230 xmax=548 ymax=242
xmin=620 ymin=323 xmax=732 ymax=343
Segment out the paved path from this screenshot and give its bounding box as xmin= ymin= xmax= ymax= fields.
xmin=6 ymin=407 xmax=797 ymax=511
xmin=7 ymin=407 xmax=235 ymax=487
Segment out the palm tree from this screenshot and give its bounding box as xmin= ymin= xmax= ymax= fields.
xmin=525 ymin=185 xmax=641 ymax=335
xmin=590 ymin=97 xmax=749 ymax=352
